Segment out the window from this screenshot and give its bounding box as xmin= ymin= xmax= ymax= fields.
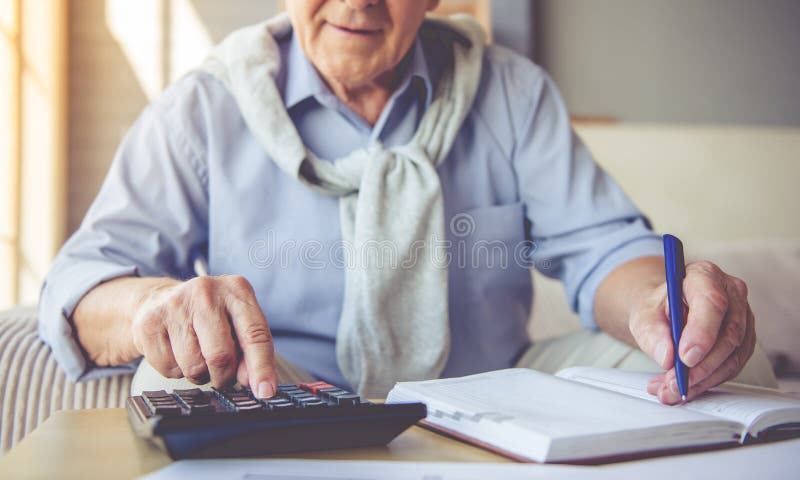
xmin=0 ymin=0 xmax=67 ymax=310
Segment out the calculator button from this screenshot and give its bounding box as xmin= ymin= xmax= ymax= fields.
xmin=175 ymin=390 xmax=209 ymax=404
xmin=143 ymin=390 xmax=170 ymax=397
xmin=291 ymin=392 xmax=315 ymax=400
xmin=317 ymin=388 xmax=347 ymax=400
xmin=152 ymin=405 xmax=182 ymax=416
xmin=299 ymin=381 xmax=336 ymax=394
xmin=173 ymin=388 xmax=203 ymax=397
xmin=143 ymin=392 xmax=181 ymax=414
xmin=186 ymin=404 xmax=214 ymax=415
xmin=265 ymin=400 xmax=294 ymax=411
xmin=299 ymin=381 xmax=326 ymax=389
xmin=234 ymin=403 xmax=263 ymax=412
xmin=278 ymin=386 xmax=304 ymax=395
xmin=294 ymin=395 xmax=322 ymax=404
xmin=279 ymin=389 xmax=305 ymax=398
xmin=332 ymin=394 xmax=361 ymax=407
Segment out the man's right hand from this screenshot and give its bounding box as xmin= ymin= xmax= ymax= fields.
xmin=131 ymin=275 xmax=277 ymax=399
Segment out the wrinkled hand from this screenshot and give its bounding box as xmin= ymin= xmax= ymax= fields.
xmin=131 ymin=275 xmax=277 ymax=398
xmin=629 ymin=261 xmax=756 ymax=404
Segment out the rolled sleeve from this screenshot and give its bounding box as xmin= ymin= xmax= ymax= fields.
xmin=38 ymin=262 xmax=139 ymax=381
xmin=512 ymin=69 xmax=662 ymax=330
xmin=39 ymin=84 xmax=210 ymax=381
xmin=574 ymin=233 xmax=664 ymax=329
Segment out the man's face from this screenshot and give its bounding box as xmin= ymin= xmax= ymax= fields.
xmin=287 ymin=0 xmax=440 ymax=89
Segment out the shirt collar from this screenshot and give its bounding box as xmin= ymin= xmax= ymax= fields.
xmin=283 ymin=31 xmax=434 ymax=110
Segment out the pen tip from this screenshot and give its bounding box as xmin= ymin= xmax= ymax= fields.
xmin=681 ymin=395 xmax=687 ymax=401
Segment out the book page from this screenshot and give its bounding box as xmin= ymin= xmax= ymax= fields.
xmin=388 ymin=368 xmax=741 ymax=462
xmin=393 ymin=369 xmax=709 ymax=435
xmin=557 ymin=366 xmax=800 ymax=437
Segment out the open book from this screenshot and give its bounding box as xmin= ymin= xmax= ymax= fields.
xmin=385 ymin=367 xmax=800 ymax=463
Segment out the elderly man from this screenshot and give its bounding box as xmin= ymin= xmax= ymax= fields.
xmin=40 ymin=0 xmax=775 ymax=403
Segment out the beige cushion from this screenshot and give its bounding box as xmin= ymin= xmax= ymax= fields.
xmin=0 ymin=306 xmax=132 ymax=457
xmin=529 ymin=270 xmax=581 ymax=341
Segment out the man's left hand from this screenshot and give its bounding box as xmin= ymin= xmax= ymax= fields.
xmin=628 ymin=260 xmax=756 ymax=404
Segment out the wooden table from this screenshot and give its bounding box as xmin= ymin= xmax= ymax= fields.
xmin=0 ymin=408 xmax=512 ymax=479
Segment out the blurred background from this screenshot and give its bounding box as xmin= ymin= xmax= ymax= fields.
xmin=1 ymin=0 xmax=799 ymax=312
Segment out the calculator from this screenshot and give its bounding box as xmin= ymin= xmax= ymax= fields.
xmin=126 ymin=381 xmax=427 ymax=459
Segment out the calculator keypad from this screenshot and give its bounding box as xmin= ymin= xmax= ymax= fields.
xmin=140 ymin=382 xmax=369 ymax=417
xmin=128 ymin=380 xmax=427 ymax=460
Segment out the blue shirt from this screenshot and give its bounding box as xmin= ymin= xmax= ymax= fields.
xmin=38 ymin=29 xmax=663 ymax=386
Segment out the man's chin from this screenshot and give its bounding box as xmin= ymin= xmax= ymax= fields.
xmin=317 ymin=61 xmax=388 ymax=88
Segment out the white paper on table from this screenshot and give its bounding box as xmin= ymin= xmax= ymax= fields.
xmin=138 ymin=459 xmax=584 ymax=480
xmin=139 ymin=438 xmax=800 ymax=480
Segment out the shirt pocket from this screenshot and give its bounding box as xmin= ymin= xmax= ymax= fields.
xmin=449 ymin=202 xmax=532 ymax=305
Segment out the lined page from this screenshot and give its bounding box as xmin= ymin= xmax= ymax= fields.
xmin=557 ymin=366 xmax=800 ymax=437
xmin=388 ymin=368 xmax=740 ymax=461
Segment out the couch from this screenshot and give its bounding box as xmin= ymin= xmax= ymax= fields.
xmin=0 ymin=305 xmax=131 ymax=455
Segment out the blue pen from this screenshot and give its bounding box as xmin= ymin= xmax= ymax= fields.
xmin=663 ymin=234 xmax=689 ymax=401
